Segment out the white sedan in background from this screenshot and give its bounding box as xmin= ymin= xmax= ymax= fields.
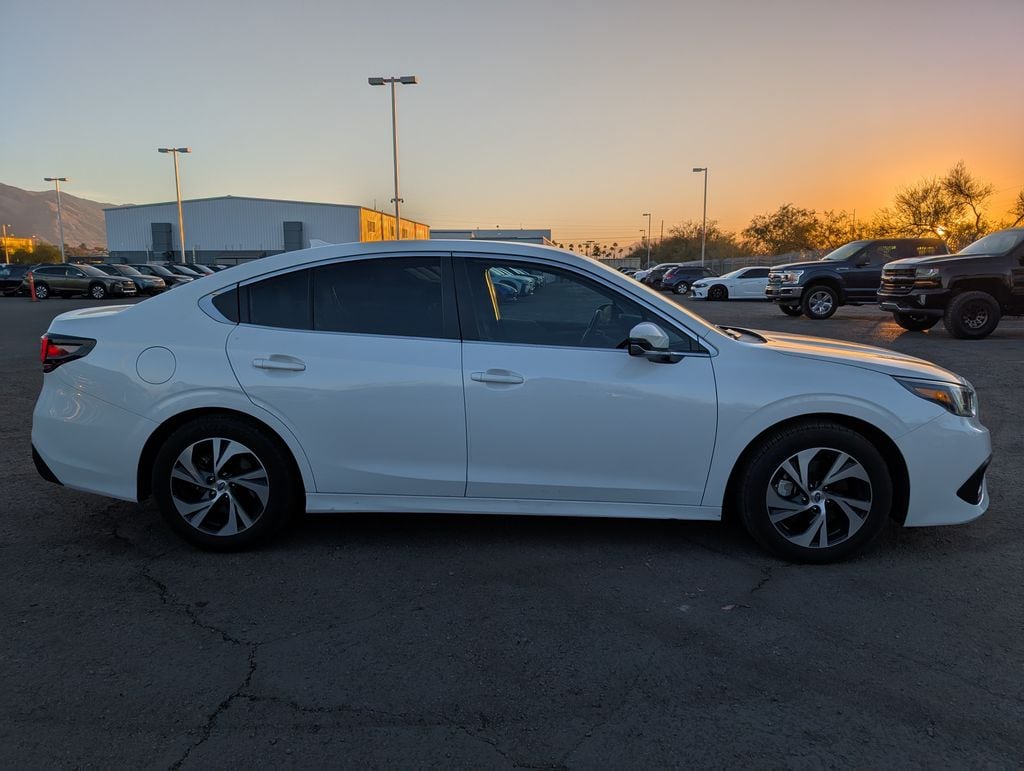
xmin=31 ymin=242 xmax=989 ymax=563
xmin=691 ymin=266 xmax=771 ymax=300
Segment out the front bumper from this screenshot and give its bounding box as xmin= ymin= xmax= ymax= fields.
xmin=897 ymin=410 xmax=991 ymax=527
xmin=765 ymin=284 xmax=802 ymax=302
xmin=691 ymin=286 xmax=708 ymax=298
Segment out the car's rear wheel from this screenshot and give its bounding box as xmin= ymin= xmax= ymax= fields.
xmin=33 ymin=283 xmax=49 ymax=300
xmin=893 ymin=312 xmax=939 ymax=332
xmin=709 ymin=285 xmax=728 ymax=301
xmin=674 ymin=281 xmax=690 ymax=295
xmin=152 ymin=416 xmax=299 ymax=550
xmin=737 ymin=421 xmax=892 ymax=563
xmin=89 ymin=283 xmax=107 ymax=300
xmin=943 ymin=291 xmax=1000 ymax=340
xmin=779 ymin=304 xmax=802 ymax=316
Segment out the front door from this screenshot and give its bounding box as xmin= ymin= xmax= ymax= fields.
xmin=226 ymin=254 xmax=467 ymax=496
xmin=844 ymin=243 xmax=895 ymax=300
xmin=455 ymin=255 xmax=717 ymax=505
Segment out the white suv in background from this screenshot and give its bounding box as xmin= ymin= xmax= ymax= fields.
xmin=32 ymin=241 xmax=990 ymax=562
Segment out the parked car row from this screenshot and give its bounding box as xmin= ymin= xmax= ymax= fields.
xmin=0 ymin=260 xmax=233 ymax=300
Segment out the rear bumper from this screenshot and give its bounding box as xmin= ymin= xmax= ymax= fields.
xmin=32 ymin=446 xmax=62 ymax=485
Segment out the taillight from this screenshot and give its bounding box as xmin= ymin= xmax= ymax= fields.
xmin=40 ymin=334 xmax=96 ymax=373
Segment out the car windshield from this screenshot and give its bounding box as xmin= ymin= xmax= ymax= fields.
xmin=820 ymin=242 xmax=868 ymax=261
xmin=77 ymin=264 xmax=109 ymax=277
xmin=720 ymin=268 xmax=744 ymax=279
xmin=110 ymin=264 xmax=143 ymax=276
xmin=959 ymin=230 xmax=1024 ymax=256
xmin=140 ymin=264 xmax=176 ymax=278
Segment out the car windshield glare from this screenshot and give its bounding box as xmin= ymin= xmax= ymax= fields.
xmin=960 ymin=230 xmax=1024 ymax=256
xmin=820 ymin=242 xmax=867 ymax=261
xmin=77 ymin=264 xmax=109 ymax=277
xmin=112 ymin=265 xmax=143 ymax=276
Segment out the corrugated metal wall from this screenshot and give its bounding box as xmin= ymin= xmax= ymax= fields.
xmin=105 ymin=198 xmax=364 ymax=253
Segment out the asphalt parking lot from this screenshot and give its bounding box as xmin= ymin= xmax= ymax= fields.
xmin=2 ymin=294 xmax=1022 ymax=767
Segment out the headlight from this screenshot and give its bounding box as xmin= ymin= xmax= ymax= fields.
xmin=692 ymin=281 xmax=706 ymax=288
xmin=777 ymin=270 xmax=803 ymax=284
xmin=915 ymin=268 xmax=940 ymax=278
xmin=895 ymin=377 xmax=976 ymax=417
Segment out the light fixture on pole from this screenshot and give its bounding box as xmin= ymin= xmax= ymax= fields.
xmin=692 ymin=167 xmax=708 ymax=266
xmin=1 ymin=223 xmax=11 ymax=264
xmin=43 ymin=177 xmax=68 ymax=263
xmin=158 ymin=148 xmax=192 ymax=264
xmin=368 ymin=75 xmax=419 ymax=240
xmin=642 ymin=212 xmax=652 ymax=268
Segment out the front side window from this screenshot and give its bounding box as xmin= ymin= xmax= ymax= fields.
xmin=461 ymin=258 xmax=694 ymax=351
xmin=744 ymin=268 xmax=770 ymax=278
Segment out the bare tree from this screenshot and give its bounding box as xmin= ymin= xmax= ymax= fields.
xmin=943 ymin=161 xmax=994 ymax=242
xmin=1009 ymin=191 xmax=1024 ymax=228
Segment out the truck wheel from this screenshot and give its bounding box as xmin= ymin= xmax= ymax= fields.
xmin=779 ymin=305 xmax=802 ymax=316
xmin=893 ymin=312 xmax=939 ymax=332
xmin=943 ymin=291 xmax=1000 ymax=339
xmin=802 ymin=285 xmax=838 ymax=319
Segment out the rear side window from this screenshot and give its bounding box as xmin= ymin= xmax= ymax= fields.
xmin=246 ymin=269 xmax=311 ymax=329
xmin=744 ymin=268 xmax=769 ymax=278
xmin=313 ymin=256 xmax=445 ymax=338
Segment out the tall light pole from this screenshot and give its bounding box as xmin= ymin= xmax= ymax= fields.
xmin=158 ymin=148 xmax=191 ymax=264
xmin=1 ymin=224 xmax=11 ymax=264
xmin=693 ymin=167 xmax=708 ymax=266
xmin=368 ymin=75 xmax=418 ymax=240
xmin=642 ymin=212 xmax=652 ymax=268
xmin=43 ymin=177 xmax=68 ymax=262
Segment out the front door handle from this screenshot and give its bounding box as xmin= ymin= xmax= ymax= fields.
xmin=253 ymin=356 xmax=306 ymax=372
xmin=470 ymin=370 xmax=524 ymax=385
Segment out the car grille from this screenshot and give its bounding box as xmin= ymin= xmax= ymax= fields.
xmin=880 ymin=268 xmax=916 ymax=295
xmin=766 ymin=274 xmax=782 ymax=285
xmin=122 ymin=282 xmax=136 ymax=291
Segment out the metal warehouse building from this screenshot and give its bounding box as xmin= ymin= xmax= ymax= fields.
xmin=104 ymin=196 xmax=430 ymax=264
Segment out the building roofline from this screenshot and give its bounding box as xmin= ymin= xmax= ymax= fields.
xmin=103 ymin=195 xmax=428 ymax=226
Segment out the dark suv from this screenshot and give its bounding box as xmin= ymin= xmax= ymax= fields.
xmin=23 ymin=263 xmax=137 ymax=300
xmin=661 ymin=264 xmax=719 ymax=294
xmin=878 ymin=228 xmax=1024 ymax=338
xmin=0 ymin=264 xmax=32 ymax=296
xmin=766 ymin=238 xmax=947 ymax=319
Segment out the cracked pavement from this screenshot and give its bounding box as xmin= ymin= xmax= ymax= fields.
xmin=1 ymin=298 xmax=1022 ymax=767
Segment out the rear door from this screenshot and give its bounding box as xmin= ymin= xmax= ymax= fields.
xmin=226 ymin=254 xmax=467 ymax=496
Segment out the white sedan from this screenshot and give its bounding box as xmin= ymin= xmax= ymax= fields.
xmin=691 ymin=266 xmax=772 ymax=300
xmin=32 ymin=242 xmax=990 ymax=562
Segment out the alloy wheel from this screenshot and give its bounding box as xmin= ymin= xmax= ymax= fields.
xmin=765 ymin=447 xmax=872 ymax=549
xmin=962 ymin=304 xmax=989 ymax=330
xmin=808 ymin=290 xmax=834 ymax=316
xmin=169 ymin=437 xmax=270 ymax=536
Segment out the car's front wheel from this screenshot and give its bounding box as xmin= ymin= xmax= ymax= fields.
xmin=708 ymin=285 xmax=728 ymax=301
xmin=802 ymin=285 xmax=839 ymax=319
xmin=152 ymin=416 xmax=299 ymax=550
xmin=943 ymin=291 xmax=1001 ymax=339
xmin=737 ymin=421 xmax=892 ymax=563
xmin=893 ymin=312 xmax=939 ymax=332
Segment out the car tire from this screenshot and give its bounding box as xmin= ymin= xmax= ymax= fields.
xmin=779 ymin=304 xmax=802 ymax=316
xmin=89 ymin=283 xmax=107 ymax=300
xmin=674 ymin=282 xmax=690 ymax=295
xmin=802 ymin=285 xmax=838 ymax=319
xmin=893 ymin=312 xmax=939 ymax=332
xmin=943 ymin=291 xmax=1001 ymax=340
xmin=33 ymin=283 xmax=50 ymax=300
xmin=737 ymin=420 xmax=892 ymax=563
xmin=709 ymin=285 xmax=728 ymax=301
xmin=152 ymin=415 xmax=300 ymax=551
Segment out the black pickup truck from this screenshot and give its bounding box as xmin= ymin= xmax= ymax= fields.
xmin=878 ymin=228 xmax=1024 ymax=339
xmin=765 ymin=238 xmax=947 ymax=319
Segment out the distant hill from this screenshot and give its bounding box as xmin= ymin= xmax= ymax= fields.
xmin=0 ymin=183 xmax=114 ymax=248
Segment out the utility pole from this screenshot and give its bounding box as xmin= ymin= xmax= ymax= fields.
xmin=368 ymin=75 xmax=419 ymax=239
xmin=43 ymin=177 xmax=68 ymax=262
xmin=157 ymin=148 xmax=192 ymax=264
xmin=1 ymin=224 xmax=10 ymax=264
xmin=642 ymin=212 xmax=652 ymax=268
xmin=693 ymin=167 xmax=708 ymax=266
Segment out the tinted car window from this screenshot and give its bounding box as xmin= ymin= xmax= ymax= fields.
xmin=313 ymin=257 xmax=445 ymax=338
xmin=462 ymin=259 xmax=693 ymax=351
xmin=744 ymin=268 xmax=770 ymax=278
xmin=35 ymin=266 xmax=66 ymax=276
xmin=246 ymin=269 xmax=311 ymax=329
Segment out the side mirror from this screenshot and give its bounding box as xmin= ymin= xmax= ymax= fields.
xmin=627 ymin=322 xmax=683 ymax=364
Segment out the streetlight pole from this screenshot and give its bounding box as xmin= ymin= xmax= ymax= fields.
xmin=368 ymin=75 xmax=419 ymax=240
xmin=158 ymin=148 xmax=192 ymax=264
xmin=642 ymin=212 xmax=652 ymax=268
xmin=1 ymin=224 xmax=11 ymax=264
xmin=43 ymin=177 xmax=68 ymax=263
xmin=693 ymin=167 xmax=708 ymax=266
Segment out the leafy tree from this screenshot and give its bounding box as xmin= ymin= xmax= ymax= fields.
xmin=815 ymin=210 xmax=857 ymax=250
xmin=742 ymin=204 xmax=818 ymax=255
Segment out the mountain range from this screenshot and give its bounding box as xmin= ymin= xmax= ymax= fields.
xmin=0 ymin=183 xmax=113 ymax=248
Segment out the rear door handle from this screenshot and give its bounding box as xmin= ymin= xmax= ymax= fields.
xmin=470 ymin=370 xmax=524 ymax=385
xmin=253 ymin=356 xmax=306 ymax=372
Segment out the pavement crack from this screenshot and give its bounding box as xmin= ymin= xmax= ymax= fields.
xmin=141 ymin=562 xmax=247 ymax=645
xmin=751 ymin=565 xmax=772 ymax=593
xmin=171 ymin=643 xmax=259 ymax=769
